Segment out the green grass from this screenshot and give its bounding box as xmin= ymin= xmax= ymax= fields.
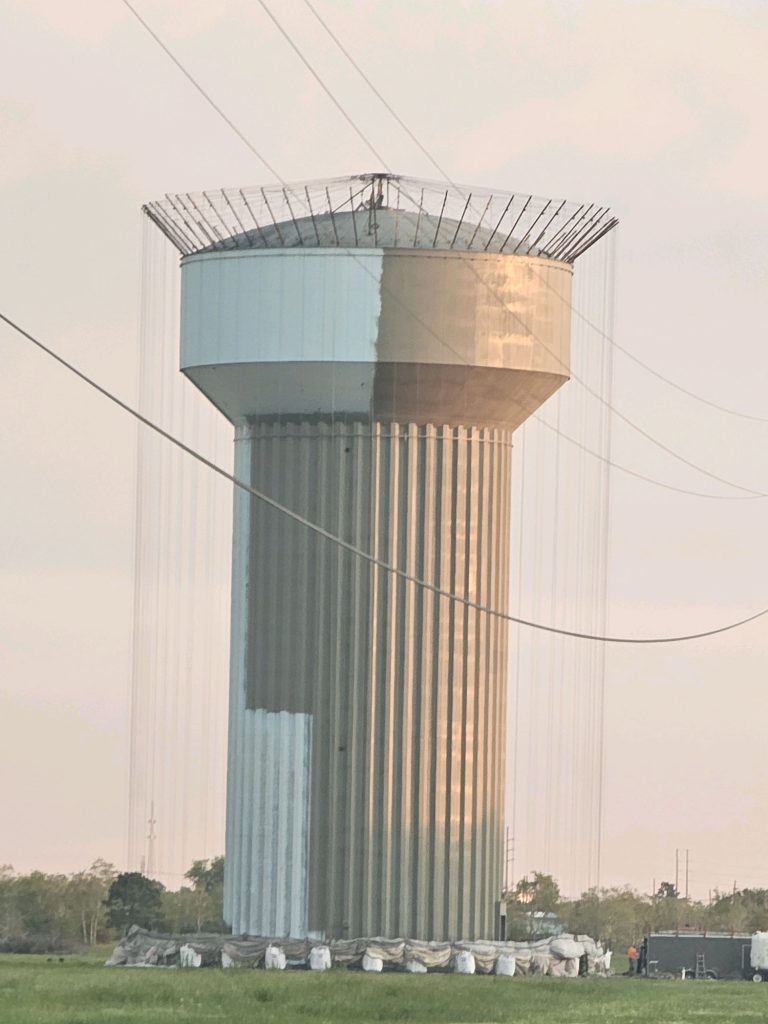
xmin=0 ymin=953 xmax=765 ymax=1024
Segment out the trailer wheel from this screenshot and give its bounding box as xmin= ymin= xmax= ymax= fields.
xmin=752 ymin=973 xmax=763 ymax=983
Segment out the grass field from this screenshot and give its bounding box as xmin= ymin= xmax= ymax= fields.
xmin=1 ymin=952 xmax=765 ymax=1024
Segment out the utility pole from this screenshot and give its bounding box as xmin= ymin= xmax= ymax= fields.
xmin=685 ymin=849 xmax=689 ymax=900
xmin=505 ymin=828 xmax=515 ymax=895
xmin=675 ymin=848 xmax=679 ymax=895
xmin=505 ymin=827 xmax=509 ymax=894
xmin=146 ymin=801 xmax=157 ymax=880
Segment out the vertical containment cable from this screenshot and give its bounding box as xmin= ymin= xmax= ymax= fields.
xmin=508 ymin=232 xmax=615 ymax=899
xmin=593 ymin=231 xmax=616 ymax=892
xmin=128 ymin=224 xmax=233 ymax=883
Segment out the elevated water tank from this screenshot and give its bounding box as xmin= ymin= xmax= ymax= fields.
xmin=145 ymin=173 xmax=616 ymax=940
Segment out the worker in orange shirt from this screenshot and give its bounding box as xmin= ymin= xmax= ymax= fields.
xmin=627 ymin=944 xmax=639 ymax=975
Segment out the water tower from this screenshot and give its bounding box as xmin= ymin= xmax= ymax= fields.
xmin=144 ymin=174 xmax=616 ymax=941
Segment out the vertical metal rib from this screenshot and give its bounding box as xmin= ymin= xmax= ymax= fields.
xmin=225 ymin=419 xmax=513 ymax=940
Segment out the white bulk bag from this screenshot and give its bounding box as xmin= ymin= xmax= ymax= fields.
xmin=265 ymin=945 xmax=287 ymax=970
xmin=454 ymin=951 xmax=476 ymax=975
xmin=362 ymin=953 xmax=384 ymax=972
xmin=310 ymin=946 xmax=332 ymax=971
xmin=495 ymin=953 xmax=516 ymax=977
xmin=404 ymin=960 xmax=428 ymax=973
xmin=179 ymin=944 xmax=202 ymax=968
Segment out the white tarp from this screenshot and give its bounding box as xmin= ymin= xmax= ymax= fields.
xmin=105 ymin=926 xmax=219 ymax=968
xmin=530 ymin=952 xmax=551 ymax=975
xmin=460 ymin=943 xmax=498 ymax=975
xmin=330 ymin=939 xmax=367 ymax=966
xmin=220 ymin=939 xmax=267 ymax=968
xmin=366 ymin=938 xmax=405 ymax=964
xmin=548 ymin=957 xmax=579 ymax=978
xmin=404 ymin=940 xmax=452 ymax=969
xmin=107 ymin=926 xmax=609 ymax=978
xmin=550 ymin=937 xmax=585 ymax=960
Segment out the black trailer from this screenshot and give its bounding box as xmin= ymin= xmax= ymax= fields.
xmin=646 ymin=932 xmax=752 ymax=980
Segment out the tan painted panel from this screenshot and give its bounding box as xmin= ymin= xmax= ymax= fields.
xmin=378 ymin=251 xmax=571 ymax=376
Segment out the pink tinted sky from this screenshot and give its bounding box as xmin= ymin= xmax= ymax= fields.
xmin=1 ymin=0 xmax=767 ymax=900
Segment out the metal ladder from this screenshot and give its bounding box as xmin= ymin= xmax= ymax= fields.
xmin=695 ymin=953 xmax=706 ymax=979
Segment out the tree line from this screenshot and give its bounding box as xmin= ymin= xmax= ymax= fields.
xmin=0 ymin=857 xmax=224 ymax=952
xmin=507 ymin=872 xmax=768 ymax=950
xmin=3 ymin=860 xmax=767 ymax=953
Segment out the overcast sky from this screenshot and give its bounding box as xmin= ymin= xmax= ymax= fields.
xmin=1 ymin=0 xmax=767 ymax=900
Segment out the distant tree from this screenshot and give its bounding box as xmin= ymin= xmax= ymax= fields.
xmin=706 ymin=888 xmax=768 ymax=934
xmin=736 ymin=889 xmax=768 ymax=931
xmin=159 ymin=886 xmax=226 ymax=934
xmin=655 ymin=881 xmax=679 ymax=900
xmin=561 ymin=886 xmax=651 ymax=951
xmin=12 ymin=871 xmax=70 ymax=943
xmin=511 ymin=872 xmax=561 ymax=912
xmin=506 ymin=872 xmax=562 ymax=940
xmin=68 ymin=860 xmax=116 ymax=945
xmin=0 ymin=865 xmax=22 ymax=942
xmin=184 ymin=857 xmax=224 ymax=894
xmin=169 ymin=857 xmax=226 ymax=933
xmin=104 ymin=873 xmax=164 ymax=933
xmin=1 ymin=860 xmax=224 ymax=952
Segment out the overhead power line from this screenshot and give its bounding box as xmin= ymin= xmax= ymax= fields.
xmin=3 ymin=309 xmax=768 ymax=645
xmin=479 ymin=268 xmax=765 ymax=497
xmin=122 ymin=0 xmax=766 ymax=500
xmin=250 ymin=0 xmax=766 ymax=497
xmin=302 ymin=0 xmax=458 ymax=189
xmin=255 ymin=0 xmax=388 ymax=168
xmin=554 ymin=279 xmax=768 ymax=426
xmin=119 ymin=0 xmax=285 ymax=184
xmin=534 ymin=415 xmax=760 ymax=501
xmin=304 ymin=0 xmax=768 ymax=427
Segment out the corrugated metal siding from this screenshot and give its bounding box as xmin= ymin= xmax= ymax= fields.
xmin=226 ymin=418 xmax=512 ymax=940
xmin=223 ymin=438 xmax=250 ymax=932
xmin=224 ymin=438 xmax=313 ymax=937
xmin=181 ymin=251 xmax=384 ymax=366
